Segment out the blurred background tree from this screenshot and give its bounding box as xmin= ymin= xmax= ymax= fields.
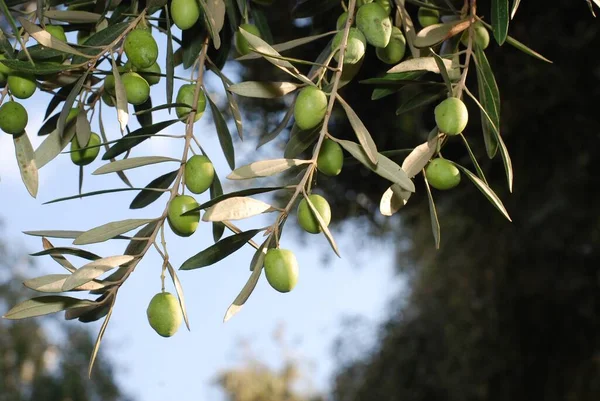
xmin=0 ymin=224 xmax=131 ymax=401
xmin=235 ymin=1 xmax=600 ymax=400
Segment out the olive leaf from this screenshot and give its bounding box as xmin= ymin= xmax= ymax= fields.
xmin=24 ymin=274 xmax=105 ymax=293
xmin=423 ymin=172 xmax=441 ymax=249
xmin=223 ymin=237 xmax=271 ymax=322
xmin=93 ymin=156 xmax=179 ymax=175
xmin=202 ymin=197 xmax=274 ymax=222
xmin=206 ymin=92 xmax=236 ymax=170
xmin=302 ymin=193 xmax=341 ymax=257
xmin=380 ymin=184 xmax=411 ymax=216
xmin=336 ymin=94 xmax=378 ymax=165
xmin=62 ymin=255 xmax=135 ymax=291
xmin=73 ymin=218 xmax=156 ymax=245
xmin=491 ymin=0 xmax=509 ymax=45
xmin=236 ymin=30 xmax=336 ymax=61
xmin=413 ymin=19 xmax=470 ymax=48
xmin=3 ymin=296 xmax=96 ymax=320
xmin=229 ymin=81 xmax=300 ymax=98
xmin=386 ymin=56 xmax=453 ymax=74
xmin=130 ymin=170 xmax=178 ymax=209
xmin=13 ymin=132 xmax=38 ymax=198
xmin=338 ymin=140 xmax=415 ymax=193
xmin=18 ymin=18 xmax=89 ymax=57
xmin=180 ymin=229 xmax=262 ymax=270
xmin=227 ymin=159 xmax=310 ymax=180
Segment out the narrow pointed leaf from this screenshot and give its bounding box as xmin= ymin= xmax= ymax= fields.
xmin=227 ymin=159 xmax=309 ymax=180
xmin=88 ymin=300 xmax=115 ymax=377
xmin=62 ymin=255 xmax=134 ymax=291
xmin=31 ymin=247 xmax=100 ymax=260
xmin=491 ymin=0 xmax=509 ymax=45
xmin=257 ymin=102 xmax=294 ymax=148
xmin=452 ymin=163 xmax=512 ymax=222
xmin=165 ymin=261 xmax=190 ymax=330
xmin=423 ymin=173 xmax=441 ymax=249
xmin=130 ymin=170 xmax=178 ymax=209
xmin=14 ymin=132 xmax=38 ymax=198
xmin=236 ymin=31 xmax=336 ymax=61
xmin=229 ymin=81 xmax=300 ymax=98
xmin=103 ymin=119 xmax=179 ymax=159
xmin=3 ymin=296 xmax=95 ymax=320
xmin=183 ymin=186 xmax=285 ymax=215
xmin=73 ymin=219 xmax=156 ymax=245
xmin=459 ymin=132 xmax=489 ymax=185
xmin=42 ymin=238 xmax=76 ymax=273
xmin=336 ymin=94 xmax=378 ymax=165
xmin=76 ymin=111 xmax=92 ymax=148
xmin=43 ymin=188 xmax=165 ymax=205
xmin=93 ymin=156 xmax=179 ymax=175
xmin=474 ymin=44 xmax=501 ymax=158
xmin=24 ymin=274 xmax=105 ymax=293
xmin=338 ymin=140 xmax=415 ymax=192
xmin=111 ymin=58 xmax=128 ymax=131
xmin=206 ymin=93 xmax=235 ymax=170
xmin=386 ymin=57 xmax=453 ymax=74
xmin=19 ymin=18 xmax=88 ymax=57
xmin=284 ymin=124 xmax=319 ymax=159
xmin=223 ymin=238 xmax=270 ymax=322
xmin=401 ymin=133 xmax=439 ymax=178
xmin=180 ymin=229 xmax=261 ymax=270
xmin=413 ymin=19 xmax=470 ymax=48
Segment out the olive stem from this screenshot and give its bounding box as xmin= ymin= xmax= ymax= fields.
xmin=270 ymin=0 xmax=358 ymax=244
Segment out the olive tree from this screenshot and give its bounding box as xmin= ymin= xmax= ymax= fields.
xmin=0 ymin=0 xmax=593 ymax=375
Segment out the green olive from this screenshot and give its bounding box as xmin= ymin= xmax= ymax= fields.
xmin=184 ymin=155 xmax=215 ymax=194
xmin=167 ymin=195 xmax=200 ymax=237
xmin=297 ymin=194 xmax=332 ymax=234
xmin=146 ymin=292 xmax=182 ymax=337
xmin=434 ymin=97 xmax=468 ymax=135
xmin=317 ymin=139 xmax=344 ymax=176
xmin=121 ymin=72 xmax=150 ymax=105
xmin=0 ymin=101 xmax=28 ymax=135
xmin=294 ymin=87 xmax=327 ymax=131
xmin=70 ymin=132 xmax=101 ymax=166
xmin=176 ymin=84 xmax=206 ymax=121
xmin=171 ymin=0 xmax=201 ymax=30
xmin=124 ymin=29 xmax=158 ymax=69
xmin=425 ymin=158 xmax=461 ymax=190
xmin=356 ymin=3 xmax=392 ymax=48
xmin=264 ymin=249 xmax=299 ymax=293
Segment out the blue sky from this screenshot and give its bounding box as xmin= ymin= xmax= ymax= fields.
xmin=0 ymin=26 xmax=405 ymax=400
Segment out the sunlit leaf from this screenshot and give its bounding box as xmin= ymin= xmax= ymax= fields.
xmin=401 ymin=131 xmax=439 ymax=178
xmin=229 ymin=81 xmax=300 ymax=98
xmin=183 ymin=186 xmax=285 ymax=215
xmin=336 ymin=94 xmax=378 ymax=165
xmin=24 ymin=274 xmax=105 ymax=293
xmin=93 ymin=156 xmax=179 ymax=175
xmin=386 ymin=56 xmax=453 ymax=74
xmin=413 ymin=19 xmax=470 ymax=48
xmin=103 ymin=119 xmax=179 ymax=159
xmin=13 ymin=132 xmax=38 ymax=198
xmin=62 ymin=255 xmax=135 ymax=291
xmin=338 ymin=140 xmax=415 ymax=192
xmin=303 ymin=193 xmax=340 ymax=257
xmin=227 ymin=159 xmax=310 ymax=180
xmin=31 ymin=247 xmax=100 ymax=260
xmin=380 ymin=184 xmax=411 ymax=216
xmin=202 ymin=197 xmax=273 ymax=222
xmin=73 ymin=219 xmax=156 ymax=245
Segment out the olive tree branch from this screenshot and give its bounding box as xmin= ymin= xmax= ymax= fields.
xmin=267 ymin=0 xmax=358 ymax=244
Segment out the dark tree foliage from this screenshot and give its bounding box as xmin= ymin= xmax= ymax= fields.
xmin=240 ymin=1 xmax=600 ymax=400
xmin=0 ymin=229 xmax=131 ymax=401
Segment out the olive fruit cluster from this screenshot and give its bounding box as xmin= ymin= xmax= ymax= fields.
xmin=166 ymin=156 xmax=215 ymax=237
xmin=102 ymin=28 xmax=159 ymax=106
xmin=332 ymin=1 xmax=406 ymax=66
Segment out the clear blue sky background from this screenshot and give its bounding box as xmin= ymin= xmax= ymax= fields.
xmin=0 ymin=27 xmax=404 ymax=401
